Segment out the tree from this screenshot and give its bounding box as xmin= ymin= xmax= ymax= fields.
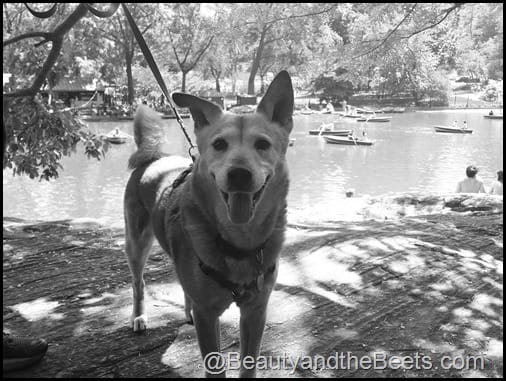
xmin=3 ymin=3 xmax=120 ymax=180
xmin=311 ymin=3 xmax=475 ymax=104
xmin=95 ymin=3 xmax=160 ymax=104
xmin=453 ymin=3 xmax=503 ymax=80
xmin=157 ymin=3 xmax=215 ymax=92
xmin=200 ymin=11 xmax=234 ymax=94
xmin=224 ymin=3 xmax=338 ymax=95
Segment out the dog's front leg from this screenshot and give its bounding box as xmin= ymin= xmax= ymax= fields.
xmin=193 ymin=308 xmax=225 ymax=378
xmin=238 ymin=297 xmax=270 ymax=378
xmin=125 ymin=220 xmax=154 ymax=332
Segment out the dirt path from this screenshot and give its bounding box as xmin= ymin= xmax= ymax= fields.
xmin=3 ymin=200 xmax=503 ymax=377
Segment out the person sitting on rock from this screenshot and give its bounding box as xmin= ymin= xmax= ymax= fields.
xmin=455 ymin=165 xmax=486 ymax=193
xmin=489 ymin=170 xmax=503 ymax=195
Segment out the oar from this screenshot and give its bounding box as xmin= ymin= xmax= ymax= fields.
xmin=319 ymin=122 xmax=330 ymax=136
xmin=349 ymin=132 xmax=357 ymax=145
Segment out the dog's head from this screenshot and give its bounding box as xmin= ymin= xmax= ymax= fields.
xmin=172 ymin=71 xmax=293 ymax=225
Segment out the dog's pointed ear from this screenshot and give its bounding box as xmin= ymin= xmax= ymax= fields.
xmin=256 ymin=70 xmax=294 ymax=133
xmin=172 ymin=93 xmax=223 ymax=128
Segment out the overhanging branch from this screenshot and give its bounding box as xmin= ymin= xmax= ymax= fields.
xmin=352 ymin=3 xmax=464 ymax=59
xmin=3 ymin=3 xmax=119 ymax=99
xmin=353 ymin=4 xmax=418 ymax=59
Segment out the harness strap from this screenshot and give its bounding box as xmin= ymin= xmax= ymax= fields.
xmin=215 ymin=234 xmax=266 ymax=262
xmin=198 ymin=260 xmax=276 ymax=307
xmin=171 ymin=164 xmax=193 ymax=191
xmin=170 ymin=165 xmax=274 ymax=306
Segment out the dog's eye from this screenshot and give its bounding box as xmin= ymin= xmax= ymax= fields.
xmin=212 ymin=138 xmax=228 ymax=151
xmin=255 ymin=139 xmax=271 ymax=151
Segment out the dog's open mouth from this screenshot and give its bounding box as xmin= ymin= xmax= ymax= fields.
xmin=221 ymin=176 xmax=270 ymax=224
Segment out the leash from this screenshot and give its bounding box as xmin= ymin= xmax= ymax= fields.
xmin=121 ymin=3 xmax=197 ymax=161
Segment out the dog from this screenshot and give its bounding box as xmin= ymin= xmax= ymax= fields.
xmin=124 ymin=71 xmax=293 ymax=377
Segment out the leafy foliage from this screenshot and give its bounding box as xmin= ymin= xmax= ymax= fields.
xmin=1 ymin=3 xmax=503 ymax=181
xmin=3 ymin=97 xmax=108 ymax=181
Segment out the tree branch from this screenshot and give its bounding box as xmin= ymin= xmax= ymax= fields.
xmin=168 ymin=30 xmax=182 ymax=66
xmin=400 ymin=3 xmax=464 ymax=39
xmin=187 ymin=36 xmax=214 ymax=72
xmin=3 ymin=32 xmax=52 ymax=47
xmin=245 ymin=4 xmax=338 ymax=27
xmin=3 ymin=3 xmax=90 ymax=98
xmin=353 ymin=3 xmax=464 ymax=59
xmin=353 ymin=3 xmax=418 ymax=59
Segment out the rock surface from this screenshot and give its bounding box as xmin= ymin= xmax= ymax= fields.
xmin=2 ymin=194 xmax=503 ymax=378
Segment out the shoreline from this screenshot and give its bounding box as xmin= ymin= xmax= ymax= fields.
xmin=2 ymin=193 xmax=503 ymax=378
xmin=4 ymin=192 xmax=503 ymax=228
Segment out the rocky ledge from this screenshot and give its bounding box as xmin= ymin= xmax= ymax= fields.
xmin=3 ymin=193 xmax=503 ymax=378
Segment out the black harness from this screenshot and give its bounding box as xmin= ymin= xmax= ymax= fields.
xmin=171 ymin=166 xmax=276 ymax=306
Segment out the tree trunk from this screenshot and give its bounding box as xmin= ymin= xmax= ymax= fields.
xmin=125 ymin=49 xmax=134 ymax=105
xmin=231 ymin=63 xmax=237 ymax=94
xmin=248 ymin=52 xmax=261 ymax=95
xmin=181 ymin=71 xmax=187 ymax=92
xmin=247 ymin=27 xmax=268 ymax=95
xmin=412 ymin=90 xmax=420 ymax=106
xmin=215 ymin=77 xmax=221 ymax=93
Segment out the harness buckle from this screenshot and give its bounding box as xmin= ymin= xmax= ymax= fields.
xmin=256 ymin=274 xmax=265 ymax=292
xmin=256 ymin=249 xmax=264 ymax=265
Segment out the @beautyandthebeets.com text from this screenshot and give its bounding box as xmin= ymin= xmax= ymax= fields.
xmin=202 ymin=351 xmax=486 ymax=375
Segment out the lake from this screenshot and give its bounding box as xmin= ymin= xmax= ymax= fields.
xmin=3 ymin=109 xmax=503 ymax=225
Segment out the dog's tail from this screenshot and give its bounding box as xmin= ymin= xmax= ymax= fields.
xmin=128 ymin=105 xmax=171 ymax=169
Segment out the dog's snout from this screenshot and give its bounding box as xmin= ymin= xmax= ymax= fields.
xmin=227 ymin=168 xmax=253 ymax=192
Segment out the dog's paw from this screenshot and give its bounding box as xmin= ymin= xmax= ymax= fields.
xmin=131 ymin=314 xmax=148 ymax=332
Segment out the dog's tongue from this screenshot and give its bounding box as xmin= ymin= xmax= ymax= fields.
xmin=227 ymin=192 xmax=253 ymax=224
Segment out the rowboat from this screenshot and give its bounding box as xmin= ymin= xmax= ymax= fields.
xmin=104 ymin=135 xmax=128 ymax=144
xmin=81 ymin=115 xmax=107 ymax=122
xmin=160 ymin=112 xmax=191 ymax=119
xmin=357 ymin=108 xmax=383 ymax=114
xmin=433 ymin=125 xmax=473 ymax=134
xmin=103 ymin=130 xmax=131 ymax=144
xmin=229 ymin=105 xmax=256 ymax=114
xmin=309 ymin=129 xmax=352 ymax=136
xmin=309 ymin=123 xmax=352 ymax=136
xmin=356 ymin=116 xmax=392 ymax=122
xmin=483 ymin=114 xmax=503 ymax=119
xmin=323 ymin=135 xmax=374 ymax=146
xmin=335 ymin=112 xmax=362 ymax=118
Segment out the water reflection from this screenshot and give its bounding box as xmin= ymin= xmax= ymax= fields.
xmin=3 ymin=109 xmax=503 ymax=224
